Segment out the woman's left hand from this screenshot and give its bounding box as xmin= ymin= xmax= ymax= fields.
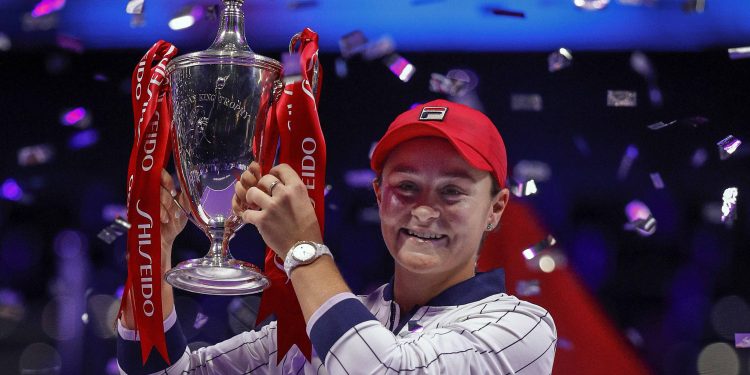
xmin=234 ymin=162 xmax=322 ymax=258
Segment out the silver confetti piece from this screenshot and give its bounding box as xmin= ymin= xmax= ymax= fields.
xmin=510 ymin=179 xmax=538 ymax=197
xmin=383 ymin=54 xmax=415 ymax=82
xmin=624 ymin=200 xmax=656 ymax=236
xmin=647 ymin=120 xmax=676 ymax=130
xmin=0 ymin=33 xmax=11 ymax=52
xmin=130 ymin=13 xmax=145 ymax=28
xmin=513 ymin=160 xmax=551 ymax=182
xmin=97 ymin=217 xmax=131 ymax=244
xmin=511 ymin=94 xmax=543 ymax=112
xmin=193 ymin=312 xmax=209 ymax=329
xmin=692 ymin=148 xmax=708 ymax=168
xmin=717 ymin=135 xmax=742 ymax=160
xmin=522 ymin=235 xmax=556 ymax=260
xmin=607 ymin=90 xmax=637 ymax=107
xmin=338 ymin=30 xmax=368 ymax=59
xmin=363 ymin=36 xmax=396 ymax=61
xmin=547 ymin=48 xmax=572 ymax=73
xmin=125 ymin=0 xmax=144 ymax=15
xmin=682 ymin=0 xmax=705 ymax=13
xmin=429 ymin=73 xmax=470 ymax=97
xmin=334 ymin=57 xmax=347 ymax=78
xmin=21 ymin=12 xmax=58 ymax=31
xmin=735 ymin=333 xmax=750 ymax=348
xmin=617 ymin=145 xmax=638 ymax=180
xmin=721 ymin=187 xmax=738 ymax=225
xmin=574 ymin=0 xmax=610 ymax=10
xmin=17 ymin=144 xmax=55 ymax=166
xmin=728 ymin=46 xmax=750 ymax=60
xmin=649 ymin=172 xmax=664 ymax=189
xmin=573 ymin=135 xmax=591 ymax=156
xmin=516 ymin=280 xmax=541 ymax=297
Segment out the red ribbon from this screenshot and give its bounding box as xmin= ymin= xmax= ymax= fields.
xmin=255 ymin=28 xmax=325 ymax=363
xmin=120 ymin=40 xmax=178 ymax=365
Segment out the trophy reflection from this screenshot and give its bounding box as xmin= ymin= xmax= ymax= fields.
xmin=164 ymin=0 xmax=281 ymax=295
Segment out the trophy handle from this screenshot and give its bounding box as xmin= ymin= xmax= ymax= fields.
xmin=288 ymin=32 xmax=320 ymax=98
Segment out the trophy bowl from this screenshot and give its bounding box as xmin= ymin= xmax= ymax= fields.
xmin=164 ymin=0 xmax=281 ymax=295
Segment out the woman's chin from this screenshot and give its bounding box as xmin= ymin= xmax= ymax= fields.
xmin=395 ymin=252 xmax=442 ymax=274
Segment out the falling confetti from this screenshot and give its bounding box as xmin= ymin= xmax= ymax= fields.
xmin=522 ymin=235 xmax=557 ymax=260
xmin=607 ymin=90 xmax=637 ymax=107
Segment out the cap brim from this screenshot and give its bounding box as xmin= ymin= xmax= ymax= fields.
xmin=370 ymin=122 xmax=493 ymax=175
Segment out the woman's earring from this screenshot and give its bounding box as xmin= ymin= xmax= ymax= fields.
xmin=486 ymin=223 xmax=494 ymax=231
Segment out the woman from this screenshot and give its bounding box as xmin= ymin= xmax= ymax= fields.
xmin=118 ymin=99 xmax=557 ymax=374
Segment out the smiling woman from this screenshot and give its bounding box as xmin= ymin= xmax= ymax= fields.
xmin=117 ymin=99 xmax=557 ymax=374
xmin=375 ymin=138 xmax=505 ymax=303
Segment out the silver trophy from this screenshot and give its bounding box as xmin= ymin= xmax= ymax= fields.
xmin=164 ymin=0 xmax=281 ymax=295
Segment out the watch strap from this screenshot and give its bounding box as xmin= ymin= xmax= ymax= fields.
xmin=284 ymin=241 xmax=332 ymax=278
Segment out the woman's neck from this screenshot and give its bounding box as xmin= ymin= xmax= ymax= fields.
xmin=392 ymin=265 xmax=474 ymax=314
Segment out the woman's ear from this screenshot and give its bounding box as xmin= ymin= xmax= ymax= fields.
xmin=489 ymin=188 xmax=510 ymax=228
xmin=372 ymin=178 xmax=382 ymax=205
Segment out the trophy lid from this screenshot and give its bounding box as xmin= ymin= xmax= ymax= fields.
xmin=167 ymin=0 xmax=281 ymax=73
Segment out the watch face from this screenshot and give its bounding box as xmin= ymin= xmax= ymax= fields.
xmin=294 ymin=243 xmax=316 ymax=262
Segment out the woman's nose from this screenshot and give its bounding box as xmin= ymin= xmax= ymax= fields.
xmin=411 ymin=205 xmax=440 ymax=222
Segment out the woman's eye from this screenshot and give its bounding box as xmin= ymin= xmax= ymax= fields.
xmin=442 ymin=186 xmax=463 ymax=196
xmin=397 ymin=182 xmax=417 ymax=191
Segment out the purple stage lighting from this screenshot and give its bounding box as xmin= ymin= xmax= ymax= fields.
xmin=68 ymin=129 xmax=99 ymax=149
xmin=31 ymin=0 xmax=65 ymax=18
xmin=61 ymin=107 xmax=87 ymax=127
xmin=1 ymin=179 xmax=23 ymax=201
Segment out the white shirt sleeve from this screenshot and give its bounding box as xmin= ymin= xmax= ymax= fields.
xmin=117 ymin=312 xmax=280 ymax=375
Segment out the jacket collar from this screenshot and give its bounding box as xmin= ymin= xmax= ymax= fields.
xmin=382 ymin=268 xmax=506 ymax=306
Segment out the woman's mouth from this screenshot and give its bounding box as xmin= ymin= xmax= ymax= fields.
xmin=401 ymin=228 xmax=446 ymax=242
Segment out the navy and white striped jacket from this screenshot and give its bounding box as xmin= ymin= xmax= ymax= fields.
xmin=118 ymin=269 xmax=557 ymax=374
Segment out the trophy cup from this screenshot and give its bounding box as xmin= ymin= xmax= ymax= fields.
xmin=164 ymin=0 xmax=281 ymax=295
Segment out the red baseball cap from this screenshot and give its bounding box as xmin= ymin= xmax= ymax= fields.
xmin=370 ymin=99 xmax=507 ymax=188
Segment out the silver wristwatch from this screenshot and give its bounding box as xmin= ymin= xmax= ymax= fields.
xmin=283 ymin=241 xmax=332 ymax=278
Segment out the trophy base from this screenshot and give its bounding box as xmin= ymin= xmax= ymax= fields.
xmin=165 ymin=257 xmax=270 ymax=295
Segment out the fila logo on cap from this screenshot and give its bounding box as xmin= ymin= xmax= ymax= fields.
xmin=419 ymin=106 xmax=448 ymax=121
